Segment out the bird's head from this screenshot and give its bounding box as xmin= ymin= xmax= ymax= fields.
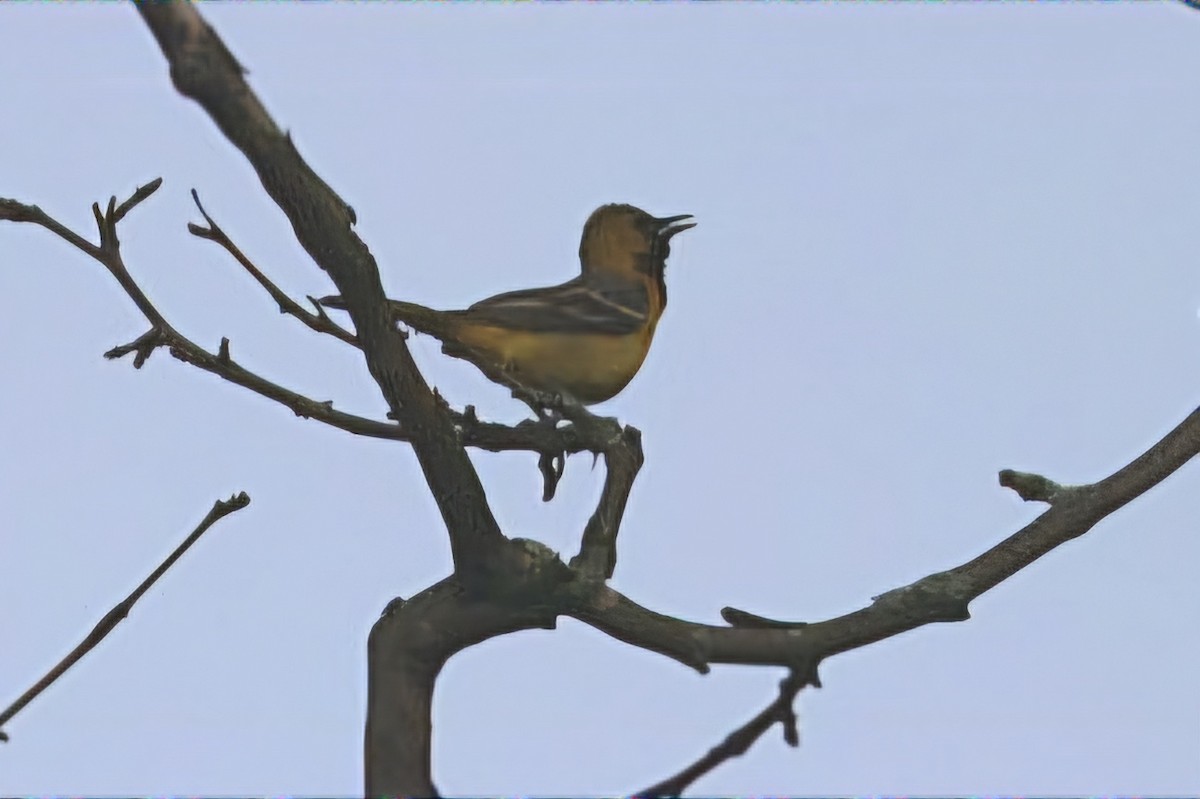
xmin=578 ymin=203 xmax=695 ymax=279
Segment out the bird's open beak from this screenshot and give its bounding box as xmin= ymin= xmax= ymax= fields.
xmin=655 ymin=214 xmax=696 ymax=240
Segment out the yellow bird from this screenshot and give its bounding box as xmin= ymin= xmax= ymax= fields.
xmin=322 ymin=203 xmax=695 ymax=405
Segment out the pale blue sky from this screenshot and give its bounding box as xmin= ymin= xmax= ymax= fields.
xmin=2 ymin=3 xmax=1199 ymax=795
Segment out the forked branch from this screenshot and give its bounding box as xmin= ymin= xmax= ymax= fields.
xmin=187 ymin=189 xmax=359 ymax=347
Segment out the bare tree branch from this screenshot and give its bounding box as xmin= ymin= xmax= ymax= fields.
xmin=0 ymin=492 xmax=249 ymax=743
xmin=135 ymin=3 xmax=511 ymax=582
xmin=385 ymin=388 xmax=1191 ymax=793
xmin=365 ymin=561 xmax=567 ymax=799
xmin=186 ymin=189 xmax=359 ymax=347
xmin=365 ymin=388 xmax=1200 ymax=794
xmin=576 ymin=407 xmax=1200 ymax=674
xmin=637 ymin=671 xmax=807 ymax=798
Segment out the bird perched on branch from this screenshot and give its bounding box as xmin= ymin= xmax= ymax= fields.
xmin=321 ymin=203 xmax=695 ymax=406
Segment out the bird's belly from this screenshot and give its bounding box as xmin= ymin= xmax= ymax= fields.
xmin=455 ymin=325 xmax=650 ymax=404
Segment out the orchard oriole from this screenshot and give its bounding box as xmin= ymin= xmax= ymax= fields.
xmin=322 ymin=203 xmax=694 ymax=405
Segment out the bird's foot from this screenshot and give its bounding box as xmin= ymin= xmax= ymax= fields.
xmin=510 ymin=384 xmax=571 ymax=424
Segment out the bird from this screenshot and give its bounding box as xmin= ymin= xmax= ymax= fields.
xmin=321 ymin=203 xmax=695 ymax=406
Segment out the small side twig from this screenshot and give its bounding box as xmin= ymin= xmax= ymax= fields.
xmin=103 ymin=327 xmax=169 ymax=369
xmin=0 ymin=492 xmax=249 ymax=742
xmin=113 ymin=178 xmax=164 ymax=225
xmin=999 ymin=468 xmax=1069 ymax=503
xmin=722 ymin=607 xmax=809 ymax=630
xmin=187 ymin=189 xmax=358 ymax=346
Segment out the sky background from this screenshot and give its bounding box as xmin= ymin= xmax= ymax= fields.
xmin=2 ymin=3 xmax=1199 ymax=795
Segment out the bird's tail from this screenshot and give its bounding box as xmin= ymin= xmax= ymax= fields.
xmin=318 ymin=295 xmax=458 ymax=340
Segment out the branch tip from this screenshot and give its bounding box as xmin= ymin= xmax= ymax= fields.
xmin=113 ymin=177 xmax=163 ymax=223
xmin=216 ymin=491 xmax=251 ymax=513
xmin=189 ymin=188 xmax=219 ymax=229
xmin=999 ymin=468 xmax=1064 ymax=503
xmin=90 ymin=201 xmax=105 ymax=240
xmin=781 ymin=708 xmax=799 ymax=747
xmin=306 ymin=295 xmax=331 ymax=321
xmin=0 ymin=492 xmax=242 ymax=736
xmin=105 ymin=328 xmax=167 ymax=369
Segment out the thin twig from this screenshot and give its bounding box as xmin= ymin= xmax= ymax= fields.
xmin=187 ymin=189 xmax=358 ymax=346
xmin=0 ymin=198 xmax=102 ymax=259
xmin=0 ymin=492 xmax=249 ymax=742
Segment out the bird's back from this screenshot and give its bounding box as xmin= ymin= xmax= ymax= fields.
xmin=464 ymin=275 xmax=649 ymax=336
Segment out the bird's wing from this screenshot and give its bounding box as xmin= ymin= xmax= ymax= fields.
xmin=465 ymin=277 xmax=649 ymax=335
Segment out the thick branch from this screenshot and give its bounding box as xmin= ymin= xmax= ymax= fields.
xmin=367 ymin=402 xmax=1200 ymax=793
xmin=136 ymin=3 xmax=506 ymax=581
xmin=366 ymin=543 xmax=571 ymax=798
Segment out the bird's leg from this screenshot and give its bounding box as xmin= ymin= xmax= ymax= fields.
xmin=509 ymin=383 xmax=566 ymax=424
xmin=490 ymin=360 xmax=562 ymax=422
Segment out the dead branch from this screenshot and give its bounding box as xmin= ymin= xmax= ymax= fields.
xmin=0 ymin=492 xmax=249 ymax=742
xmin=187 ymin=189 xmax=359 ymax=347
xmin=637 ymin=671 xmax=807 ymax=798
xmin=136 ymin=2 xmax=511 ymax=583
xmin=365 ymin=402 xmax=1200 ymax=794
